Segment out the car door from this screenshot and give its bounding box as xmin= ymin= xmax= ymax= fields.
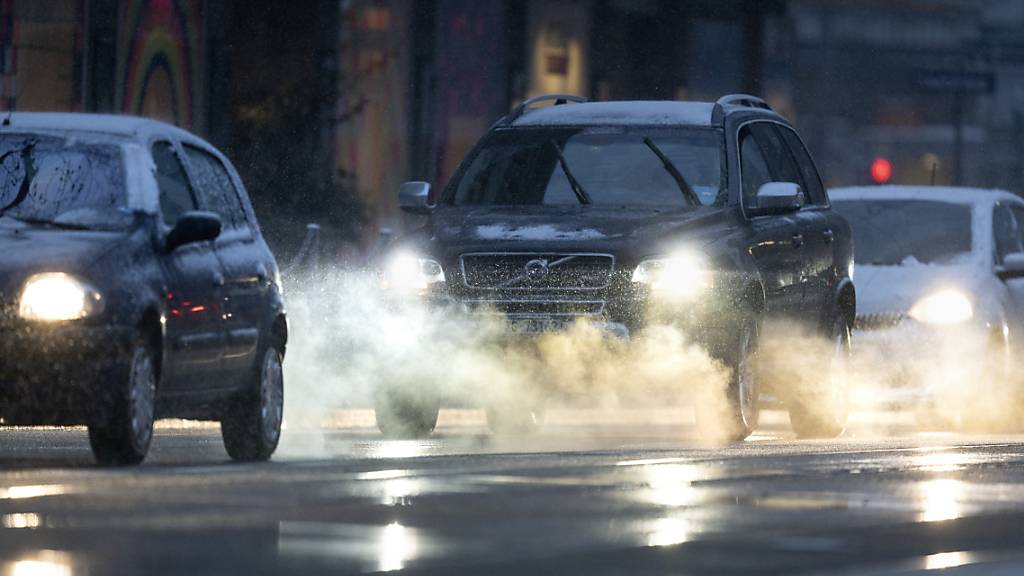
xmin=995 ymin=203 xmax=1024 ymax=331
xmin=737 ymin=123 xmax=803 ymax=316
xmin=776 ymin=125 xmax=836 ymax=313
xmin=152 ymin=140 xmax=228 ymax=391
xmin=181 ymin=144 xmax=265 ymax=384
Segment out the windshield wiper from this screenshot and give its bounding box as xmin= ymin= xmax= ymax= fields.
xmin=0 ymin=142 xmax=38 ymax=216
xmin=3 ymin=214 xmax=91 ymax=230
xmin=550 ymin=140 xmax=591 ymax=205
xmin=642 ymin=137 xmax=701 ymax=206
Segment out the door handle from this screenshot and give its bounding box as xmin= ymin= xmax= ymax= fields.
xmin=823 ymin=229 xmax=834 ymax=244
xmin=791 ymin=233 xmax=804 ymax=248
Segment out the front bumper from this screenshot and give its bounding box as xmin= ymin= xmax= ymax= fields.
xmin=0 ymin=319 xmax=134 ymax=424
xmin=851 ymin=319 xmax=996 ymax=409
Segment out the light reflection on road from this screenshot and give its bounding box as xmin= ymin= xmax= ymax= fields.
xmin=918 ymin=478 xmax=965 ymax=522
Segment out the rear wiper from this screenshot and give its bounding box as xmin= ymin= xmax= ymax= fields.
xmin=642 ymin=137 xmax=701 ymax=206
xmin=550 ymin=140 xmax=591 ymax=205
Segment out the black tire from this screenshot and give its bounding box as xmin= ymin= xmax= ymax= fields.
xmin=789 ymin=314 xmax=850 ymax=438
xmin=485 ymin=400 xmax=546 ymax=435
xmin=694 ymin=314 xmax=760 ymax=442
xmin=374 ymin=387 xmax=440 ymax=439
xmin=221 ymin=346 xmax=284 ymax=461
xmin=88 ymin=340 xmax=157 ymax=466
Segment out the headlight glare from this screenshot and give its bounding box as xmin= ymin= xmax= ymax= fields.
xmin=18 ymin=273 xmax=103 ymax=322
xmin=384 ymin=252 xmax=445 ymax=294
xmin=633 ymin=252 xmax=711 ymax=300
xmin=908 ymin=289 xmax=973 ymax=325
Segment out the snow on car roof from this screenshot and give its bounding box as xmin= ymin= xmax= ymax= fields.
xmin=0 ymin=112 xmax=201 ymax=144
xmin=829 ymin=185 xmax=1022 ymax=206
xmin=511 ymin=101 xmax=718 ymax=127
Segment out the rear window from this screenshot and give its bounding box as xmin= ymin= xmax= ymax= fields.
xmin=0 ymin=134 xmax=128 ymax=229
xmin=831 ymin=199 xmax=972 ymax=266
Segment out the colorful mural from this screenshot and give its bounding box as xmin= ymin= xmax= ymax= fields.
xmin=116 ymin=0 xmax=204 ymax=130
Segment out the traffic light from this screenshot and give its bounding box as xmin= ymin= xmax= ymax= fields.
xmin=870 ymin=157 xmax=892 ymax=184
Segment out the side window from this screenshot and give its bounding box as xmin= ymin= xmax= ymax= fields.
xmin=739 ymin=126 xmax=772 ymax=209
xmin=152 ymin=141 xmax=196 ymax=226
xmin=779 ymin=127 xmax=827 ymax=205
xmin=748 ymin=123 xmax=803 ymax=188
xmin=183 ymin=145 xmax=248 ymax=230
xmin=993 ymin=205 xmax=1023 ymax=265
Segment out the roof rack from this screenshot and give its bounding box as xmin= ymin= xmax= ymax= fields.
xmin=504 ymin=93 xmax=587 ymax=124
xmin=716 ymin=94 xmax=771 ymax=110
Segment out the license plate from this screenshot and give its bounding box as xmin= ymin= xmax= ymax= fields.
xmin=508 ymin=317 xmax=570 ymax=334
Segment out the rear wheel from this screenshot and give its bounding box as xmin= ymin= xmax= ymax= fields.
xmin=374 ymin=387 xmax=440 ymax=438
xmin=88 ymin=340 xmax=156 ymax=466
xmin=221 ymin=346 xmax=284 ymax=461
xmin=695 ymin=314 xmax=760 ymax=442
xmin=789 ymin=314 xmax=850 ymax=438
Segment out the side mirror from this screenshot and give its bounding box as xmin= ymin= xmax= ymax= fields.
xmin=399 ymin=181 xmax=433 ymax=215
xmin=997 ymin=252 xmax=1024 ymax=281
xmin=166 ymin=211 xmax=222 ymax=252
xmin=749 ymin=182 xmax=805 ymax=216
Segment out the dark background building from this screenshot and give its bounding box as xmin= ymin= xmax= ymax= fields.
xmin=4 ymin=0 xmax=1024 ymax=260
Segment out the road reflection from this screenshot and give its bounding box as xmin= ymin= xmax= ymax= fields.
xmin=918 ymin=478 xmax=965 ymax=522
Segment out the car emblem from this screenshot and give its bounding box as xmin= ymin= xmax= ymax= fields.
xmin=525 ymin=258 xmax=550 ymax=281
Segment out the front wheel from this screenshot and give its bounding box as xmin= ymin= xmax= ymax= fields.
xmin=788 ymin=315 xmax=850 ymax=438
xmin=221 ymin=346 xmax=284 ymax=461
xmin=88 ymin=341 xmax=157 ymax=466
xmin=694 ymin=315 xmax=760 ymax=442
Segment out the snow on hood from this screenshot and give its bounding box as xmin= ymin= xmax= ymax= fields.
xmin=855 ymin=259 xmax=996 ymax=317
xmin=0 ymin=220 xmax=124 ymax=295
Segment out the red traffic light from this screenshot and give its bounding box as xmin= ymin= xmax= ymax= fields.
xmin=871 ymin=158 xmax=892 ymax=184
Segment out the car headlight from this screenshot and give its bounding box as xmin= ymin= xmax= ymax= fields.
xmin=632 ymin=251 xmax=711 ymax=300
xmin=908 ymin=289 xmax=973 ymax=325
xmin=383 ymin=252 xmax=446 ymax=294
xmin=18 ymin=272 xmax=104 ymax=322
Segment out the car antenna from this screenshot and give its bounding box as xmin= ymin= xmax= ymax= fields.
xmin=929 ymin=161 xmax=937 ymax=186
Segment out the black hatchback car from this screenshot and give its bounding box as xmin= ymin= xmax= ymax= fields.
xmin=381 ymin=95 xmax=855 ymax=441
xmin=0 ymin=113 xmax=286 ymax=465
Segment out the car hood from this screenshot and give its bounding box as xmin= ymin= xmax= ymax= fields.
xmin=855 ymin=261 xmax=994 ymax=316
xmin=421 ymin=205 xmax=734 ymax=260
xmin=0 ymin=219 xmax=126 ymax=296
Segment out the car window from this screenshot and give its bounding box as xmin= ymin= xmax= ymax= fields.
xmin=0 ymin=134 xmax=129 ymax=229
xmin=450 ymin=127 xmax=723 ymax=207
xmin=778 ymin=126 xmax=827 ymax=206
xmin=994 ymin=204 xmax=1024 ymax=265
xmin=833 ymin=199 xmax=972 ymax=265
xmin=739 ymin=126 xmax=772 ymax=209
xmin=183 ymin=145 xmax=248 ymax=230
xmin=152 ymin=141 xmax=196 ymax=227
xmin=749 ymin=123 xmax=803 ymax=188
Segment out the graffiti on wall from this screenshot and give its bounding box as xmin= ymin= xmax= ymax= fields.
xmin=116 ymin=0 xmax=204 ymax=130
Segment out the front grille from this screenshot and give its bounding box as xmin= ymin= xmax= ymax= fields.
xmin=460 ymin=253 xmax=615 ymax=290
xmin=462 ymin=298 xmax=606 ymax=317
xmin=855 ymin=312 xmax=905 ymax=331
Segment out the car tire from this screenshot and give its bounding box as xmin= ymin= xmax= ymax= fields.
xmin=88 ymin=339 xmax=157 ymax=466
xmin=221 ymin=346 xmax=284 ymax=462
xmin=789 ymin=314 xmax=850 ymax=439
xmin=485 ymin=400 xmax=546 ymax=435
xmin=374 ymin=387 xmax=440 ymax=439
xmin=695 ymin=314 xmax=760 ymax=442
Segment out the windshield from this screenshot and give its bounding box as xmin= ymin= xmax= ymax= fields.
xmin=0 ymin=134 xmax=129 ymax=229
xmin=831 ymin=199 xmax=973 ymax=266
xmin=448 ymin=127 xmax=723 ymax=207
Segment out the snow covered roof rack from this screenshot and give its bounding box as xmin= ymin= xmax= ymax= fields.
xmin=504 ymin=94 xmax=588 ymax=125
xmin=716 ymin=94 xmax=771 ymax=110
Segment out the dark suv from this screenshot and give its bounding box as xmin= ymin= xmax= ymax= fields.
xmin=381 ymin=95 xmax=855 ymax=441
xmin=0 ymin=113 xmax=286 ymax=464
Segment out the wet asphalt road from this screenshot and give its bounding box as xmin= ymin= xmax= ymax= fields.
xmin=3 ymin=410 xmax=1024 ymax=575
